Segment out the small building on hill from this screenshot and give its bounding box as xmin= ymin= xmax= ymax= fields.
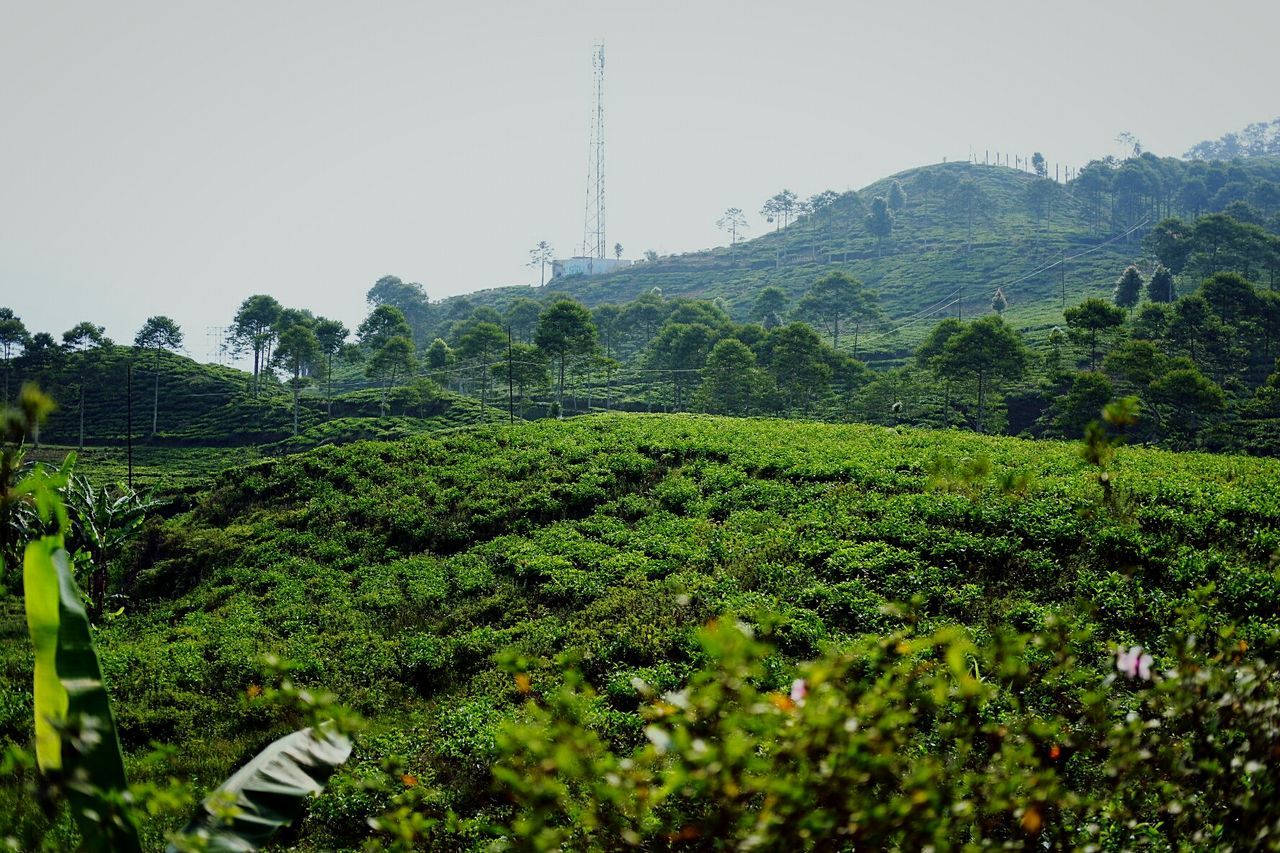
xmin=551 ymin=256 xmax=634 ymax=279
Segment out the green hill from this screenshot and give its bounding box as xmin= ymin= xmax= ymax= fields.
xmin=5 ymin=413 xmax=1276 ymax=847
xmin=450 ymin=156 xmax=1280 ymax=358
xmin=9 ymin=346 xmax=505 ymax=450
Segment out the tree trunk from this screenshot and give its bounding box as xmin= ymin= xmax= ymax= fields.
xmin=292 ymin=387 xmax=300 ymax=435
xmin=976 ymin=370 xmax=986 ymax=434
xmin=78 ymin=384 xmax=85 ymax=450
xmin=152 ymin=352 xmax=160 ymax=437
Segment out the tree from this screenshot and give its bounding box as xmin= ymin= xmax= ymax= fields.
xmin=887 ymin=181 xmax=907 ymax=215
xmin=271 ymin=325 xmax=320 ymax=435
xmin=1149 ymin=366 xmax=1225 ymax=442
xmin=1031 ymin=152 xmax=1047 ymax=178
xmin=760 ymin=190 xmax=798 ymax=230
xmin=750 ymin=287 xmax=790 ymax=330
xmin=366 ymin=276 xmax=430 ymax=342
xmin=762 ymin=323 xmax=831 ymax=412
xmin=935 ymin=316 xmax=1029 ymax=433
xmin=0 ymin=308 xmax=30 ymax=404
xmin=133 ymin=316 xmax=183 ymax=437
xmin=313 ymin=318 xmax=349 ymax=418
xmin=1063 ymin=298 xmax=1126 ymax=369
xmin=696 ymin=338 xmax=757 ymax=415
xmin=1114 ymin=266 xmax=1144 ymax=311
xmin=592 ymin=304 xmax=624 ymax=360
xmin=62 ymin=322 xmax=111 ymax=450
xmin=1147 ymin=265 xmax=1176 ymax=303
xmin=456 ymin=322 xmax=507 ymax=415
xmin=621 ymin=292 xmax=666 ymax=347
xmin=505 ymin=298 xmax=543 ymax=343
xmin=717 ymin=208 xmax=748 ymax=247
xmin=492 ymin=342 xmax=548 ymax=417
xmin=1025 ymin=179 xmax=1058 ymax=235
xmin=229 ymin=295 xmax=282 ymax=394
xmin=1104 ymin=339 xmax=1164 ymax=388
xmin=644 ymin=250 xmax=659 ymax=263
xmin=614 ymin=242 xmax=624 ymax=260
xmin=950 ymin=179 xmax=989 ymax=247
xmin=1166 ymin=295 xmax=1215 ymax=364
xmin=1056 ymin=372 xmax=1113 ymax=437
xmin=358 ymin=305 xmax=413 ymax=352
xmin=990 ymin=288 xmax=1008 ymax=315
xmin=864 ymin=196 xmax=894 ymax=256
xmin=534 ymin=300 xmax=598 ymax=408
xmin=795 ymin=271 xmax=882 ymax=352
xmin=528 ymin=241 xmax=555 ymax=286
xmin=644 ymin=324 xmax=713 ymax=411
xmin=366 ymin=337 xmax=416 ymax=417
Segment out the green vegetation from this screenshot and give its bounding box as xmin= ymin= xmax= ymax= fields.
xmin=4 ymin=411 xmax=1278 ymax=847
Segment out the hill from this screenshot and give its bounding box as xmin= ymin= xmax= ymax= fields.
xmin=447 ymin=155 xmax=1280 ymax=357
xmin=8 ymin=345 xmax=505 ymax=450
xmin=4 ymin=413 xmax=1277 ymax=847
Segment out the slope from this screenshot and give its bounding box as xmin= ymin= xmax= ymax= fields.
xmin=4 ymin=413 xmax=1276 ymax=847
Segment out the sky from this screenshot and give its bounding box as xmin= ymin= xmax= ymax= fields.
xmin=2 ymin=0 xmax=1277 ymax=362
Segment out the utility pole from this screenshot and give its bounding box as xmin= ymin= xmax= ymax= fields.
xmin=507 ymin=326 xmax=514 ymax=425
xmin=126 ymin=359 xmax=133 ymax=490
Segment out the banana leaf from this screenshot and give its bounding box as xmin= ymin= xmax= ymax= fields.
xmin=24 ymin=538 xmax=140 ymax=851
xmin=168 ymin=725 xmax=352 ymax=852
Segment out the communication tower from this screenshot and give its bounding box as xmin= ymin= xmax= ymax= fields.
xmin=582 ymin=43 xmax=606 ymax=260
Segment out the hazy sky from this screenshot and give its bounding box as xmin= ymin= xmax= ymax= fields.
xmin=3 ymin=1 xmax=1277 ymax=361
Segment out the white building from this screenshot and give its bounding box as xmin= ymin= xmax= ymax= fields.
xmin=551 ymin=256 xmax=633 ymax=279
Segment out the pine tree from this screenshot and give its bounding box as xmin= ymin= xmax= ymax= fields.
xmin=1114 ymin=265 xmax=1144 ymax=311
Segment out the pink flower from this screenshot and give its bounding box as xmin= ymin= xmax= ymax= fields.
xmin=790 ymin=678 xmax=807 ymax=706
xmin=1116 ymin=645 xmax=1153 ymax=681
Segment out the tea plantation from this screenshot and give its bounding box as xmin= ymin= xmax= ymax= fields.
xmin=3 ymin=414 xmax=1279 ymax=848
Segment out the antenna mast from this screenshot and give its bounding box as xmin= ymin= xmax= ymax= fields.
xmin=582 ymin=43 xmax=606 ymax=259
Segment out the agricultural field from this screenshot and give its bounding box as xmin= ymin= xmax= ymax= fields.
xmin=4 ymin=413 xmax=1278 ymax=848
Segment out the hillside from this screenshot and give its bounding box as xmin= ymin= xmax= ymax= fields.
xmin=4 ymin=413 xmax=1277 ymax=847
xmin=9 ymin=345 xmax=504 ymax=450
xmin=450 ymin=156 xmax=1280 ymax=357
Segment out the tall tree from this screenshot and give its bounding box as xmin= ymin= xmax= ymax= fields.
xmin=749 ymin=287 xmax=789 ymax=330
xmin=614 ymin=242 xmax=624 ymax=260
xmin=358 ymin=305 xmax=413 ymax=352
xmin=762 ymin=323 xmax=831 ymax=412
xmin=366 ymin=337 xmax=416 ymax=417
xmin=887 ymin=181 xmax=907 ymax=216
xmin=1114 ymin=265 xmax=1144 ymax=311
xmin=1063 ymin=298 xmax=1126 ymax=369
xmin=506 ymin=297 xmax=543 ymax=343
xmin=795 ymin=271 xmax=881 ymax=352
xmin=935 ymin=316 xmax=1029 ymax=433
xmin=366 ymin=276 xmax=430 ymax=342
xmin=62 ymin=322 xmax=111 ymax=450
xmin=864 ymin=196 xmax=894 ymax=256
xmin=990 ymin=288 xmax=1008 ymax=315
xmin=950 ymin=179 xmax=989 ymax=248
xmin=1031 ymin=151 xmax=1048 ymax=178
xmin=760 ymin=189 xmax=798 ymax=230
xmin=0 ymin=308 xmax=30 ymax=404
xmin=644 ymin=323 xmax=713 ymax=411
xmin=534 ymin=300 xmax=598 ymax=408
xmin=1147 ymin=264 xmax=1176 ymax=303
xmin=716 ymin=207 xmax=748 ymax=247
xmin=696 ymin=338 xmax=758 ymax=415
xmin=271 ymin=325 xmax=320 ymax=435
xmin=456 ymin=322 xmax=507 ymax=415
xmin=229 ymin=294 xmax=283 ymax=394
xmin=133 ymin=316 xmax=184 ymax=437
xmin=313 ymin=318 xmax=349 ymax=418
xmin=528 ymin=241 xmax=555 ymax=286
xmin=917 ymin=317 xmax=965 ymax=422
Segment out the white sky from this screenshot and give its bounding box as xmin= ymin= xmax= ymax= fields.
xmin=2 ymin=1 xmax=1277 ymax=359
